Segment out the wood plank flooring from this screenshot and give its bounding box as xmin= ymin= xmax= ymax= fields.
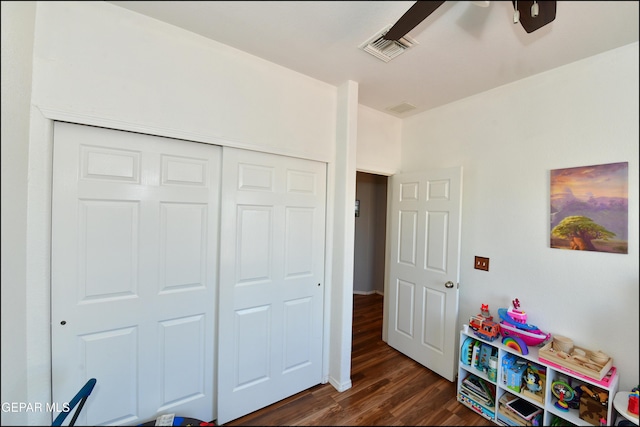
xmin=222 ymin=293 xmax=494 ymax=426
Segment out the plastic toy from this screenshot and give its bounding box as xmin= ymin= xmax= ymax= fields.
xmin=502 ymin=336 xmax=529 ymax=355
xmin=551 ymin=380 xmax=575 ymax=411
xmin=460 ymin=336 xmax=475 ymax=366
xmin=469 ymin=315 xmax=500 ymax=341
xmin=497 ymin=298 xmax=551 ymax=346
xmin=480 ymin=303 xmax=493 ymax=320
xmin=499 ymin=321 xmax=550 ymax=346
xmin=628 ymin=386 xmax=639 ymax=417
xmin=507 ymin=298 xmax=527 ymax=323
xmin=524 ymin=370 xmax=543 ymax=393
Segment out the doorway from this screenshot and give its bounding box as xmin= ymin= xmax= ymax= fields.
xmin=353 ymin=171 xmax=388 ymax=321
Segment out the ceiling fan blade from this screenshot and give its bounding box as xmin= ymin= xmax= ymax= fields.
xmin=514 ymin=1 xmax=556 ymax=33
xmin=383 ymin=1 xmax=446 ymax=41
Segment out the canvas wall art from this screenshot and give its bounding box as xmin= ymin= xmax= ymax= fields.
xmin=550 ymin=162 xmax=628 ymax=254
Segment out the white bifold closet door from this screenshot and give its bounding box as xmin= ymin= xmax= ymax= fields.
xmin=51 ymin=122 xmax=220 ymax=425
xmin=216 ymin=147 xmax=327 ymax=424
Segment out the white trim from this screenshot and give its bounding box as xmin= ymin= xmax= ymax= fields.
xmin=328 ymin=376 xmax=353 ymax=393
xmin=352 ymin=290 xmax=384 ymax=296
xmin=25 ymin=107 xmax=54 ymax=426
xmin=323 ymin=161 xmax=335 ymax=385
xmin=355 ymin=167 xmax=395 ymax=177
xmin=38 ymin=106 xmax=333 ymax=164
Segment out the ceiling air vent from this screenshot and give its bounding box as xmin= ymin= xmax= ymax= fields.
xmin=359 ymin=26 xmax=418 ymax=63
xmin=387 ymin=102 xmax=417 ymax=114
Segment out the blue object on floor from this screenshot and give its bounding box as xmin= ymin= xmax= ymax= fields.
xmin=51 ymin=378 xmax=97 ymax=426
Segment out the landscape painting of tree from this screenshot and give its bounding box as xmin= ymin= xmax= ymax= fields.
xmin=550 ymin=162 xmax=628 ymax=254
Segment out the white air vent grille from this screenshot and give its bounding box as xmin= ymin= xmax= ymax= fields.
xmin=359 ymin=26 xmax=418 ymax=63
xmin=387 ymin=102 xmax=417 ymax=114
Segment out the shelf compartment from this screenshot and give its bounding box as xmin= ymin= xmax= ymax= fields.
xmin=458 ymin=393 xmax=496 ymax=421
xmin=497 ymin=392 xmax=543 ymax=427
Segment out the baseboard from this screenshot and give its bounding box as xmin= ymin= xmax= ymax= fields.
xmin=353 ymin=290 xmax=384 ymax=296
xmin=328 ymin=376 xmax=353 ymax=393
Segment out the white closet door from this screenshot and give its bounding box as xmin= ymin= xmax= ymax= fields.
xmin=51 ymin=122 xmax=220 ymax=425
xmin=217 ymin=147 xmax=326 ymax=424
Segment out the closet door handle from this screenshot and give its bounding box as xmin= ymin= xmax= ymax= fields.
xmin=445 ymin=281 xmax=454 ymax=288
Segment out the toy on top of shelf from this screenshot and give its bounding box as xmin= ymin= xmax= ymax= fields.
xmin=498 ymin=309 xmax=539 ymax=331
xmin=469 ymin=314 xmax=500 ymax=341
xmin=507 ymin=298 xmax=527 ymax=323
xmin=497 ymin=298 xmax=551 ymax=346
xmin=499 ymin=321 xmax=551 ymax=346
xmin=480 ymin=303 xmax=493 ymax=320
xmin=502 ymin=336 xmax=529 ymax=355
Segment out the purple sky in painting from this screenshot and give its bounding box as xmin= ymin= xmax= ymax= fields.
xmin=550 ymin=162 xmax=628 ymax=241
xmin=551 ymin=162 xmax=628 ymax=201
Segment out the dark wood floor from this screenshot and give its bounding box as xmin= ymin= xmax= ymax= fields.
xmin=223 ymin=293 xmax=494 ymax=426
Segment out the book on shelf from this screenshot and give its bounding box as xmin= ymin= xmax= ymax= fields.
xmin=471 ymin=340 xmax=481 ymax=369
xmin=478 ymin=343 xmax=493 ymax=371
xmin=458 ymin=393 xmax=496 ymax=420
xmin=479 ymin=377 xmax=496 ymax=401
xmin=463 ymin=376 xmax=486 ymax=395
xmin=461 ymin=374 xmax=495 ymax=407
xmin=460 ymin=385 xmax=493 ymax=407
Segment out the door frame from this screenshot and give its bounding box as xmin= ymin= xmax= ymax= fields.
xmin=350 ymin=170 xmax=395 ymax=344
xmin=20 ymin=109 xmax=351 ymax=425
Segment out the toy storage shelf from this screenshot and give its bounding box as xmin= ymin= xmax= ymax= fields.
xmin=457 ymin=328 xmax=619 ymax=426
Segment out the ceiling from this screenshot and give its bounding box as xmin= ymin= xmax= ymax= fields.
xmin=107 ymin=1 xmax=639 ymax=118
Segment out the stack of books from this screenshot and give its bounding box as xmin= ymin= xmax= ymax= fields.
xmin=460 ymin=373 xmax=496 ymax=409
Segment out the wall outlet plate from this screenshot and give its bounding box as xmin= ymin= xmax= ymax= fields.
xmin=475 ymin=256 xmax=489 ymax=271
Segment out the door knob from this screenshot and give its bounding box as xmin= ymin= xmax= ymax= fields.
xmin=444 ymin=281 xmax=454 ymax=288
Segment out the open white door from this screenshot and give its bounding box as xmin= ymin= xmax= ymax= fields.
xmin=52 ymin=123 xmax=220 ymax=425
xmin=386 ymin=166 xmax=462 ymax=382
xmin=217 ymin=147 xmax=326 ymax=424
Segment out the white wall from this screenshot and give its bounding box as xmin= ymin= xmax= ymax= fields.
xmin=1 ymin=2 xmax=35 ymax=426
xmin=356 ymin=104 xmax=402 ymax=175
xmin=400 ymin=43 xmax=639 ymax=392
xmin=1 ymin=2 xmax=360 ymax=425
xmin=32 ymin=1 xmax=337 ymax=161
